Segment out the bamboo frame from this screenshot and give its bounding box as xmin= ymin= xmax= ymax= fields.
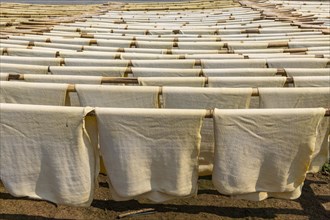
xmin=6 ymin=73 xmax=305 ymax=97
xmin=1 ymin=57 xmax=329 ymax=69
xmin=6 ymin=68 xmax=290 ymax=81
xmin=8 ymin=73 xmax=294 ymax=84
xmin=3 ymin=45 xmax=326 ymax=57
xmin=2 ymin=34 xmax=329 ymax=53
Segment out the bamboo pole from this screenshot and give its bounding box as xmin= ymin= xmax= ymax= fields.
xmin=85 ymin=108 xmax=330 ymax=118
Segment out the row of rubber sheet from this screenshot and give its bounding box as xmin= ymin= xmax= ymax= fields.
xmin=0 ymin=0 xmax=329 ymax=207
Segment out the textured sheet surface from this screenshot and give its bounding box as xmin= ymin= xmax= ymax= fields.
xmin=0 ymin=104 xmax=99 ymax=206
xmin=76 ymin=85 xmax=159 ymax=108
xmin=96 ymin=108 xmax=205 ymax=202
xmin=259 ymin=87 xmax=330 ymax=173
xmin=0 ymin=81 xmax=68 ymax=106
xmin=163 ymin=87 xmax=252 ymax=175
xmin=213 ymin=108 xmax=325 ymax=201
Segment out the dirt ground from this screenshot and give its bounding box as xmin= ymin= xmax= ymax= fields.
xmin=0 ymin=0 xmax=173 ymax=4
xmin=0 ymin=172 xmax=329 ymax=220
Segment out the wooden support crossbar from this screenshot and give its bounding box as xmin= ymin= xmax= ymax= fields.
xmin=85 ymin=108 xmax=330 ymax=117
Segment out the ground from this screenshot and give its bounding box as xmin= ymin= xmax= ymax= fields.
xmin=0 ymin=172 xmax=329 ymax=220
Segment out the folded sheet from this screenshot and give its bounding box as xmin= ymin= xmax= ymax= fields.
xmin=97 ymin=39 xmax=132 ymax=48
xmin=181 ymin=29 xmax=220 ymax=35
xmin=267 ymin=58 xmax=329 ymax=68
xmin=259 ymin=87 xmax=330 ymax=108
xmin=227 ymin=42 xmax=268 ymax=50
xmin=6 ymin=48 xmax=56 ymax=57
xmin=50 ymin=67 xmax=126 ymax=77
xmin=213 ymin=108 xmax=325 ymax=201
xmin=34 ymin=42 xmax=82 ymax=50
xmin=285 ymin=68 xmax=330 ymax=77
xmin=138 ymin=77 xmax=205 ymax=87
xmin=288 ymin=42 xmax=330 ymax=48
xmin=171 ymin=49 xmax=219 ymax=55
xmin=203 ymin=68 xmax=277 ymax=77
xmin=233 ymin=48 xmax=284 ymax=54
xmin=50 ymin=38 xmax=90 ymax=45
xmin=208 ymin=77 xmax=286 ymax=88
xmin=58 ymin=51 xmax=117 ymax=59
xmin=185 ymin=54 xmax=243 ymax=59
xmin=121 ymin=53 xmax=179 ymax=60
xmin=0 ymin=39 xmax=29 ymax=46
xmin=293 ymin=76 xmax=330 ymax=87
xmin=0 ymin=43 xmax=26 ymax=48
xmin=202 ymin=59 xmax=266 ymax=69
xmin=148 ymin=29 xmax=174 ymax=35
xmin=0 ymin=81 xmax=68 ymax=106
xmin=125 ymin=47 xmax=165 ymax=54
xmin=0 ymin=63 xmax=49 ymax=75
xmin=132 ymin=68 xmax=201 ymax=77
xmin=163 ymin=87 xmax=252 ymax=175
xmin=246 ymin=54 xmax=316 ymax=59
xmin=23 ymin=74 xmax=103 ymax=84
xmin=76 ymin=85 xmax=159 ymax=108
xmin=0 ymin=56 xmax=61 ymax=66
xmin=96 ymin=108 xmax=205 ymax=202
xmin=163 ymin=87 xmax=253 ymax=109
xmin=177 ymin=42 xmax=224 ymax=50
xmin=64 ymin=59 xmax=129 ymax=67
xmin=135 ymin=40 xmax=173 ymax=49
xmin=259 ymin=29 xmax=300 ymax=34
xmin=0 ymin=103 xmax=99 ymax=206
xmin=132 ymin=60 xmax=195 ymax=69
xmin=259 ymin=87 xmax=330 ymax=173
